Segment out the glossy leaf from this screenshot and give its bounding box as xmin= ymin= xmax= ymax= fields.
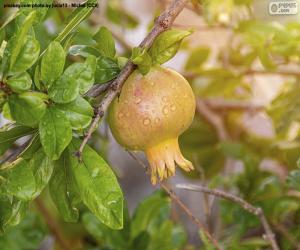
xmin=95 ymin=56 xmax=120 ymax=83
xmin=3 ymin=158 xmax=36 ymax=201
xmin=19 ymin=134 xmax=41 ymax=160
xmin=54 ymin=0 xmax=97 ymax=43
xmin=131 ymin=47 xmax=152 ymax=75
xmin=20 ymin=0 xmax=53 ymax=23
xmin=78 ymin=55 xmax=97 ymax=94
xmin=93 ymin=26 xmax=116 ymax=58
xmin=29 ymin=148 xmax=54 ymax=198
xmin=68 ymin=139 xmax=123 ymax=229
xmin=8 ymin=92 xmax=47 ymax=127
xmin=9 ymin=35 xmax=40 ymax=74
xmin=68 ymin=45 xmax=101 ymax=58
xmin=0 ymin=125 xmax=34 ymax=156
xmin=149 ymin=29 xmax=192 ymax=65
xmin=7 ymin=72 xmax=32 ymax=93
xmin=39 ymin=106 xmax=72 ymax=160
xmin=57 ymin=96 xmax=93 ymax=130
xmin=41 ymin=41 xmax=65 ymax=87
xmin=48 ymin=56 xmax=96 ymax=103
xmin=49 ymin=151 xmax=79 ymax=222
xmin=8 ymin=11 xmax=36 ymax=71
xmin=48 ymin=69 xmax=79 ymax=103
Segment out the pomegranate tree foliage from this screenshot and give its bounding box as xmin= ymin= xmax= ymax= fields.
xmin=0 ymin=0 xmax=300 ymax=249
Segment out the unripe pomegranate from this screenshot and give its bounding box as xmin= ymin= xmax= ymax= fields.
xmin=108 ymin=66 xmax=196 ymax=184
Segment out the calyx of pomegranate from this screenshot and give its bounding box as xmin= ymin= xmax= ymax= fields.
xmin=108 ymin=66 xmax=196 ymax=184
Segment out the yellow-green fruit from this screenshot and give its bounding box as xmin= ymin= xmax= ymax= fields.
xmin=108 ymin=66 xmax=196 ymax=184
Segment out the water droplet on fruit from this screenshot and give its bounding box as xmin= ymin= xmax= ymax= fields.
xmin=135 ymin=98 xmax=141 ymax=104
xmin=163 ymin=106 xmax=169 ymax=115
xmin=143 ymin=118 xmax=151 ymax=126
xmin=150 ymin=81 xmax=155 ymax=86
xmin=171 ymin=105 xmax=176 ymax=111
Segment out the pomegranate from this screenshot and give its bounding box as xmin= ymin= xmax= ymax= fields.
xmin=108 ymin=66 xmax=196 ymax=184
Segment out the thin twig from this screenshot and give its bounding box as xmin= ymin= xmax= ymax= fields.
xmin=35 ymin=198 xmax=71 ymax=250
xmin=127 ymin=151 xmax=222 ymax=250
xmin=84 ymin=80 xmax=114 ymax=98
xmin=176 ymin=184 xmax=280 ymax=250
xmin=196 ymin=99 xmax=229 ymax=141
xmin=77 ymin=0 xmax=189 ymax=159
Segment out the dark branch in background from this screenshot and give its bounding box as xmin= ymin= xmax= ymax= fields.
xmin=77 ymin=0 xmax=190 ymax=158
xmin=176 ymin=184 xmax=280 ymax=250
xmin=35 ymin=198 xmax=72 ymax=250
xmin=128 ymin=151 xmax=222 ymax=250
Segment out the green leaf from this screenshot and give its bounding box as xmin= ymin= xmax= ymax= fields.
xmin=148 ymin=221 xmax=173 ymax=250
xmin=49 ymin=151 xmax=79 ymax=222
xmin=48 ymin=69 xmax=79 ymax=104
xmin=93 ymin=26 xmax=116 ymax=58
xmin=131 ymin=191 xmax=170 ymax=238
xmin=2 ymin=158 xmax=36 ymax=201
xmin=19 ymin=134 xmax=41 ymax=160
xmin=39 ymin=106 xmax=72 ymax=160
xmin=105 ymin=0 xmax=138 ymax=29
xmin=149 ymin=29 xmax=192 ymax=65
xmin=8 ymin=11 xmax=36 ymax=70
xmin=54 ymin=0 xmax=97 ymax=43
xmin=68 ymin=139 xmax=123 ymax=229
xmin=287 ymin=169 xmax=300 ymax=191
xmin=19 ymin=0 xmax=53 ymax=23
xmin=0 ymin=125 xmax=34 ymax=156
xmin=130 ymin=231 xmax=150 ymax=250
xmin=0 ymin=197 xmax=27 ymax=232
xmin=82 ymin=212 xmax=129 ymax=249
xmin=41 ymin=41 xmax=65 ymax=87
xmin=131 ymin=47 xmax=152 ymax=75
xmin=29 ymin=148 xmax=54 ymax=198
xmin=68 ymin=45 xmax=101 ymax=58
xmin=49 ymin=57 xmax=96 ymax=103
xmin=95 ymin=56 xmax=120 ymax=83
xmin=9 ymin=35 xmax=40 ymax=74
xmin=185 ymin=47 xmax=210 ymax=71
xmin=8 ymin=92 xmax=47 ymax=127
xmin=7 ymin=72 xmax=32 ymax=93
xmin=57 ymin=96 xmax=93 ymax=130
xmin=78 ymin=55 xmax=97 ymax=94
xmin=0 ymin=212 xmax=47 ymax=248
